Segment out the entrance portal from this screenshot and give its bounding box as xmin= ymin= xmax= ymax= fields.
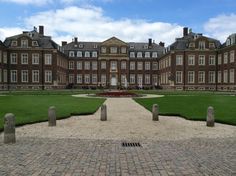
xmin=111 ymin=75 xmax=117 ymax=86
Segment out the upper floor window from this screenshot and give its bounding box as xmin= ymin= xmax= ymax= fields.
xmin=110 ymin=47 xmax=117 ymax=54
xmin=69 ymin=61 xmax=74 ymax=70
xmin=121 ymin=47 xmax=127 ymax=54
xmin=209 ymin=42 xmax=215 ymax=49
xmin=77 ymin=51 xmax=82 ymax=57
xmin=130 ymin=45 xmax=134 ymax=49
xmin=101 ymin=61 xmax=106 ymax=69
xmin=10 ymin=53 xmax=17 ymax=64
xmin=92 ymin=61 xmax=97 ymax=70
xmin=110 ymin=61 xmax=117 ymax=71
xmin=152 ymin=52 xmax=158 ymax=58
xmin=224 ymin=52 xmax=228 ymax=64
xmin=32 ymin=41 xmax=39 ymax=47
xmin=230 ymin=51 xmax=235 ymax=63
xmin=145 ymin=62 xmax=150 ymax=70
xmin=79 ymin=44 xmax=83 ymax=48
xmin=137 ymin=52 xmax=142 ymax=58
xmin=145 ymin=52 xmax=150 ymax=58
xmin=21 ymin=40 xmax=28 ymax=48
xmin=218 ymin=54 xmax=222 ymax=65
xmin=209 ymin=55 xmax=216 ymax=65
xmin=69 ymin=51 xmax=75 ymax=57
xmin=45 ymin=54 xmax=52 ymax=65
xmin=137 ymin=62 xmax=143 ymax=70
xmin=77 ymin=61 xmax=82 ymax=70
xmin=199 ymin=41 xmax=205 ymax=50
xmin=85 ymin=51 xmax=90 ymax=58
xmin=21 ymin=53 xmax=28 ymax=64
xmin=3 ymin=52 xmax=7 ymax=64
xmin=226 ymin=39 xmax=231 ymax=46
xmin=11 ymin=40 xmax=17 ymax=47
xmin=188 ymin=55 xmax=195 ymax=65
xmin=176 ymin=55 xmax=183 ymax=65
xmin=101 ymin=47 xmax=106 ymax=53
xmin=130 ymin=52 xmax=135 ymax=58
xmin=32 ymin=53 xmax=39 ymax=64
xmin=189 ymin=42 xmax=195 ymax=48
xmin=121 ymin=61 xmax=126 ymax=70
xmin=199 ymin=55 xmax=205 ymax=65
xmin=130 ymin=62 xmax=135 ymax=70
xmin=92 ymin=51 xmax=97 ymax=58
xmin=84 ymin=61 xmax=90 ymax=70
xmin=152 ymin=62 xmax=158 ymax=70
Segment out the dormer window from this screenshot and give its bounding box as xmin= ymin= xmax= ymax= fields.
xmin=110 ymin=47 xmax=117 ymax=54
xmin=11 ymin=40 xmax=17 ymax=47
xmin=32 ymin=41 xmax=38 ymax=47
xmin=69 ymin=51 xmax=75 ymax=57
xmin=21 ymin=40 xmax=28 ymax=48
xmin=74 ymin=44 xmax=78 ymax=48
xmin=145 ymin=52 xmax=150 ymax=58
xmin=130 ymin=52 xmax=135 ymax=58
xmin=79 ymin=44 xmax=83 ymax=48
xmin=209 ymin=42 xmax=215 ymax=49
xmin=137 ymin=52 xmax=142 ymax=58
xmin=226 ymin=39 xmax=231 ymax=46
xmin=85 ymin=51 xmax=90 ymax=57
xmin=92 ymin=51 xmax=97 ymax=58
xmin=77 ymin=51 xmax=82 ymax=57
xmin=101 ymin=47 xmax=106 ymax=53
xmin=130 ymin=45 xmax=134 ymax=49
xmin=152 ymin=52 xmax=158 ymax=58
xmin=199 ymin=41 xmax=205 ymax=50
xmin=121 ymin=47 xmax=127 ymax=54
xmin=144 ymin=45 xmax=148 ymax=49
xmin=94 ymin=44 xmax=98 ymax=49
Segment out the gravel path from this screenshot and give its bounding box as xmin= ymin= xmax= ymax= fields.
xmin=14 ymin=98 xmax=236 ymax=141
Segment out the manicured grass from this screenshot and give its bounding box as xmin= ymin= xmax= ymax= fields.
xmin=134 ymin=94 xmax=236 ymax=125
xmin=0 ymin=95 xmax=105 ymax=131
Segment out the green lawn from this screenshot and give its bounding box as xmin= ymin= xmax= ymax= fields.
xmin=0 ymin=95 xmax=105 ymax=131
xmin=134 ymin=94 xmax=236 ymax=125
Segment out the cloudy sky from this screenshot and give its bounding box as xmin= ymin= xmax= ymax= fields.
xmin=0 ymin=0 xmax=236 ymax=45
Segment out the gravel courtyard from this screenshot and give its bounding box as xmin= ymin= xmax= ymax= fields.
xmin=0 ymin=97 xmax=236 ymax=175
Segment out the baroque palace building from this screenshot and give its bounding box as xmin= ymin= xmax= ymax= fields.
xmin=0 ymin=26 xmax=235 ymax=91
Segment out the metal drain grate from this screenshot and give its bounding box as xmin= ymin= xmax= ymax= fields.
xmin=122 ymin=142 xmax=142 ymax=147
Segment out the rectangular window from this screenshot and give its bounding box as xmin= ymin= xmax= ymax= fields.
xmin=92 ymin=61 xmax=97 ymax=70
xmin=130 ymin=62 xmax=135 ymax=70
xmin=92 ymin=51 xmax=97 ymax=58
xmin=85 ymin=52 xmax=90 ymax=57
xmin=69 ymin=74 xmax=74 ymax=83
xmin=3 ymin=70 xmax=7 ymax=83
xmin=137 ymin=62 xmax=143 ymax=70
xmin=199 ymin=55 xmax=205 ymax=65
xmin=176 ymin=55 xmax=183 ymax=65
xmin=3 ymin=52 xmax=7 ymax=64
xmin=110 ymin=47 xmax=117 ymax=54
xmin=218 ymin=54 xmax=222 ymax=65
xmin=21 ymin=53 xmax=28 ymax=64
xmin=230 ymin=51 xmax=235 ymax=63
xmin=77 ymin=51 xmax=82 ymax=57
xmin=121 ymin=47 xmax=127 ymax=54
xmin=130 ymin=52 xmax=135 ymax=58
xmin=21 ymin=70 xmax=28 ymax=83
xmin=218 ymin=71 xmax=221 ymax=83
xmin=188 ymin=55 xmax=195 ymax=65
xmin=84 ymin=61 xmax=90 ymax=70
xmin=77 ymin=61 xmax=82 ymax=70
xmin=69 ymin=61 xmax=74 ymax=70
xmin=209 ymin=71 xmax=215 ymax=83
xmin=209 ymin=55 xmax=215 ymax=65
xmin=110 ymin=61 xmax=117 ymax=71
xmin=137 ymin=74 xmax=143 ymax=86
xmin=10 ymin=53 xmax=17 ymax=64
xmin=230 ymin=69 xmax=235 ymax=83
xmin=198 ymin=71 xmax=205 ymax=83
xmin=84 ymin=74 xmax=90 ymax=84
xmin=11 ymin=70 xmax=17 ymax=83
xmin=32 ymin=70 xmax=39 ymax=83
xmin=224 ymin=53 xmax=228 ymax=64
xmin=69 ymin=51 xmax=75 ymax=57
xmin=21 ymin=40 xmax=28 ymax=48
xmin=121 ymin=61 xmax=126 ymax=70
xmin=45 ymin=54 xmax=52 ymax=65
xmin=130 ymin=74 xmax=136 ymax=84
xmin=101 ymin=74 xmax=106 ymax=84
xmin=32 ymin=53 xmax=39 ymax=64
xmin=101 ymin=61 xmax=106 ymax=69
xmin=199 ymin=41 xmax=205 ymax=50
xmin=137 ymin=52 xmax=142 ymax=58
xmin=152 ymin=62 xmax=158 ymax=70
xmin=188 ymin=71 xmax=195 ymax=83
xmin=152 ymin=52 xmax=158 ymax=58
xmin=45 ymin=70 xmax=52 ymax=83
xmin=224 ymin=70 xmax=228 ymax=83
xmin=145 ymin=74 xmax=150 ymax=84
xmin=121 ymin=75 xmax=126 ymax=85
xmin=145 ymin=62 xmax=150 ymax=70
xmin=176 ymin=71 xmax=182 ymax=83
xmin=145 ymin=52 xmax=150 ymax=58
xmin=92 ymin=74 xmax=97 ymax=84
xmin=152 ymin=75 xmax=158 ymax=85
xmin=77 ymin=74 xmax=82 ymax=84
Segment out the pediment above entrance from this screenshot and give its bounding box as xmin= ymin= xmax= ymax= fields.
xmin=101 ymin=37 xmax=128 ymax=46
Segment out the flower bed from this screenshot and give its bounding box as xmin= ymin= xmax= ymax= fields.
xmin=96 ymin=91 xmax=140 ymax=97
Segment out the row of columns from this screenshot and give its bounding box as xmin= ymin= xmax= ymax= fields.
xmin=3 ymin=105 xmax=215 ymax=144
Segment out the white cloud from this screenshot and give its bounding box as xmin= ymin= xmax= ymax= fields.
xmin=204 ymin=13 xmax=236 ymax=42
xmin=0 ymin=27 xmax=24 ymax=41
xmin=23 ymin=6 xmax=183 ymax=45
xmin=0 ymin=0 xmax=52 ymax=5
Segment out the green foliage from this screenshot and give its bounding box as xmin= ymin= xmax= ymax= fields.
xmin=0 ymin=95 xmax=105 ymax=131
xmin=134 ymin=94 xmax=236 ymax=125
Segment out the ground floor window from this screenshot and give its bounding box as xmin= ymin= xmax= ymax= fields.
xmin=11 ymin=70 xmax=17 ymax=83
xmin=101 ymin=75 xmax=106 ymax=84
xmin=45 ymin=70 xmax=52 ymax=83
xmin=218 ymin=71 xmax=221 ymax=83
xmin=145 ymin=74 xmax=150 ymax=84
xmin=188 ymin=71 xmax=195 ymax=84
xmin=224 ymin=70 xmax=228 ymax=83
xmin=198 ymin=71 xmax=205 ymax=83
xmin=230 ymin=69 xmax=235 ymax=83
xmin=77 ymin=74 xmax=82 ymax=84
xmin=209 ymin=71 xmax=215 ymax=83
xmin=32 ymin=70 xmax=39 ymax=83
xmin=21 ymin=70 xmax=28 ymax=83
xmin=176 ymin=71 xmax=182 ymax=84
xmin=69 ymin=74 xmax=74 ymax=83
xmin=92 ymin=74 xmax=97 ymax=84
xmin=130 ymin=74 xmax=135 ymax=84
xmin=84 ymin=74 xmax=90 ymax=84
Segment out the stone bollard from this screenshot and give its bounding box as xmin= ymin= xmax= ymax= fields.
xmin=48 ymin=106 xmax=56 ymax=126
xmin=100 ymin=104 xmax=107 ymax=121
xmin=152 ymin=104 xmax=159 ymax=121
xmin=4 ymin=113 xmax=16 ymax=144
xmin=207 ymin=106 xmax=214 ymax=127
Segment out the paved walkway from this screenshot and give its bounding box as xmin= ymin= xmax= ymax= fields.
xmin=0 ymin=98 xmax=236 ymax=176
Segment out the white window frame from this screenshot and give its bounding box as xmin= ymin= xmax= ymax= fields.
xmin=21 ymin=70 xmax=28 ymax=83
xmin=130 ymin=52 xmax=135 ymax=58
xmin=84 ymin=61 xmax=90 ymax=70
xmin=137 ymin=52 xmax=142 ymax=58
xmin=32 ymin=70 xmax=39 ymax=83
xmin=77 ymin=61 xmax=82 ymax=70
xmin=85 ymin=51 xmax=90 ymax=58
xmin=11 ymin=70 xmax=17 ymax=83
xmin=45 ymin=54 xmax=52 ymax=65
xmin=69 ymin=74 xmax=74 ymax=83
xmin=230 ymin=69 xmax=235 ymax=83
xmin=145 ymin=52 xmax=150 ymax=58
xmin=218 ymin=54 xmax=222 ymax=65
xmin=209 ymin=55 xmax=216 ymax=65
xmin=176 ymin=71 xmax=182 ymax=84
xmin=224 ymin=53 xmax=228 ymax=64
xmin=145 ymin=62 xmax=150 ymax=70
xmin=21 ymin=40 xmax=28 ymax=48
xmin=209 ymin=71 xmax=215 ymax=83
xmin=77 ymin=74 xmax=83 ymax=84
xmin=188 ymin=71 xmax=195 ymax=84
xmin=10 ymin=53 xmax=17 ymax=64
xmin=218 ymin=71 xmax=221 ymax=83
xmin=198 ymin=71 xmax=205 ymax=83
xmin=199 ymin=55 xmax=205 ymax=65
xmin=32 ymin=53 xmax=39 ymax=65
xmin=69 ymin=51 xmax=75 ymax=57
xmin=188 ymin=55 xmax=195 ymax=65
xmin=77 ymin=51 xmax=82 ymax=57
xmin=45 ymin=70 xmax=52 ymax=83
xmin=230 ymin=51 xmax=235 ymax=63
xmin=92 ymin=74 xmax=97 ymax=84
xmin=21 ymin=53 xmax=28 ymax=64
xmin=176 ymin=55 xmax=183 ymax=65
xmin=130 ymin=62 xmax=135 ymax=70
xmin=92 ymin=51 xmax=97 ymax=58
xmin=101 ymin=74 xmax=106 ymax=84
xmin=69 ymin=61 xmax=74 ymax=70
xmin=110 ymin=47 xmax=117 ymax=54
xmin=130 ymin=74 xmax=136 ymax=84
xmin=92 ymin=61 xmax=97 ymax=70
xmin=121 ymin=61 xmax=126 ymax=70
xmin=152 ymin=62 xmax=158 ymax=70
xmin=224 ymin=70 xmax=228 ymax=83
xmin=145 ymin=74 xmax=150 ymax=84
xmin=101 ymin=61 xmax=106 ymax=69
xmin=137 ymin=62 xmax=143 ymax=70
xmin=84 ymin=74 xmax=90 ymax=84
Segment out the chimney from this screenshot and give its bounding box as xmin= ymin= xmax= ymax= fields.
xmin=159 ymin=42 xmax=165 ymax=47
xmin=74 ymin=37 xmax=78 ymax=43
xmin=39 ymin=25 xmax=44 ymax=35
xmin=183 ymin=27 xmax=188 ymax=37
xmin=148 ymin=38 xmax=152 ymax=47
xmin=62 ymin=41 xmax=67 ymax=46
